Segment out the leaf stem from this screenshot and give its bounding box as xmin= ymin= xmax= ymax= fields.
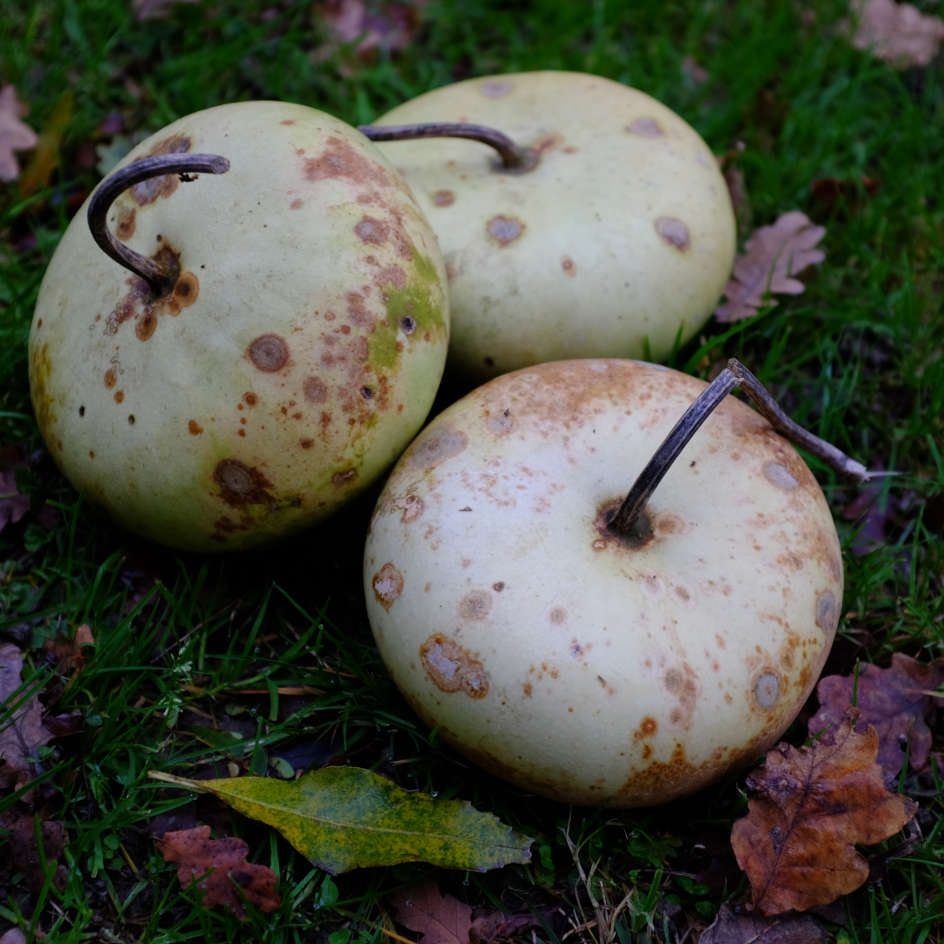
xmin=87 ymin=153 xmax=230 ymax=294
xmin=359 ymin=122 xmax=532 ymax=171
xmin=610 ymin=358 xmax=871 ymax=536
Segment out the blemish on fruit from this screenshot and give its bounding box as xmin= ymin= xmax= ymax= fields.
xmin=486 ymin=408 xmax=514 ymax=435
xmin=432 ymin=190 xmax=455 ymax=207
xmin=136 ymin=311 xmax=157 ymax=341
xmin=355 ymin=216 xmax=388 ymax=244
xmin=248 ymin=334 xmax=289 ymax=372
xmin=492 ymin=581 xmax=505 ymax=592
xmin=409 ymin=426 xmax=468 ymax=469
xmin=420 ymin=633 xmax=489 ymax=698
xmin=332 ymin=468 xmax=357 ymax=487
xmin=213 ymin=459 xmax=275 ymax=507
xmin=372 ymin=562 xmax=404 ymax=611
xmin=104 ymin=368 xmax=117 ymax=388
xmin=487 ymin=215 xmax=524 ymax=246
xmin=754 ymin=671 xmax=780 ymax=708
xmin=173 ymin=272 xmax=199 ymax=305
xmin=303 ymin=376 xmax=327 ymax=402
xmin=116 ymin=207 xmax=136 ymax=240
xmin=764 ymin=461 xmax=799 ymax=490
xmin=655 ymin=217 xmax=691 ymax=251
xmin=479 ymin=79 xmax=513 ymax=98
xmin=459 ymin=589 xmax=492 ymax=621
xmin=522 ymin=682 xmax=533 ymax=697
xmin=634 ymin=717 xmax=658 ymax=740
xmin=815 ymin=590 xmax=837 ymax=633
xmin=627 ymin=117 xmax=665 ymax=138
xmin=290 ymin=198 xmax=304 ymax=209
xmin=395 ymin=494 xmax=425 ymax=522
xmin=114 ymin=390 xmax=125 ymax=403
xmin=299 ymin=438 xmax=314 ymax=449
xmin=549 ymin=606 xmax=567 ymax=625
xmin=303 ymin=135 xmax=392 ymax=188
xmin=561 ymin=255 xmax=576 ymax=276
xmin=130 ymin=135 xmax=192 ymax=204
xmin=188 ymin=420 xmax=203 ymax=435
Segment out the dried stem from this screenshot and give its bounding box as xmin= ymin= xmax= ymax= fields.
xmin=359 ymin=122 xmax=531 ymax=171
xmin=610 ymin=358 xmax=871 ymax=536
xmin=87 ymin=153 xmax=231 ymax=294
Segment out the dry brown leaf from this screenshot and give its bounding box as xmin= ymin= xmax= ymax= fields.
xmin=0 ymin=810 xmax=68 ymax=894
xmin=132 ymin=0 xmax=200 ymax=21
xmin=846 ymin=0 xmax=944 ymax=68
xmin=715 ymin=211 xmax=825 ymax=323
xmin=0 ymin=644 xmax=55 ymax=793
xmin=0 ymin=85 xmax=37 ymax=183
xmin=157 ymin=825 xmax=281 ymax=920
xmin=731 ymin=715 xmax=916 ymax=915
xmin=808 ymin=654 xmax=944 ymax=781
xmin=388 ymin=880 xmax=473 ymax=944
xmin=699 ymin=904 xmax=827 ymax=944
xmin=43 ymin=624 xmax=95 ymax=674
xmin=469 ymin=910 xmax=542 ymax=943
xmin=0 ymin=460 xmax=29 ymax=534
xmin=315 ymin=0 xmax=427 ymax=62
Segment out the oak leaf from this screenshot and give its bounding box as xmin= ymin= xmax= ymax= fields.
xmin=808 ymin=654 xmax=944 ymax=781
xmin=149 ymin=766 xmax=532 ymax=873
xmin=388 ymin=880 xmax=473 ymax=944
xmin=699 ymin=904 xmax=826 ymax=944
xmin=715 ymin=212 xmax=825 ymax=322
xmin=315 ymin=0 xmax=427 ymax=62
xmin=0 ymin=643 xmax=54 ymax=792
xmin=846 ymin=0 xmax=944 ymax=69
xmin=731 ymin=716 xmax=916 ymax=915
xmin=0 ymin=86 xmax=37 ymax=183
xmin=157 ymin=825 xmax=280 ymax=920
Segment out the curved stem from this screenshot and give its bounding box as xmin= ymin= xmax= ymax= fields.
xmin=359 ymin=122 xmax=531 ymax=171
xmin=87 ymin=153 xmax=230 ymax=294
xmin=610 ymin=359 xmax=871 ymax=536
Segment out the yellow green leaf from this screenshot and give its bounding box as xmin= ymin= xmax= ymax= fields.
xmin=149 ymin=766 xmax=532 ymax=874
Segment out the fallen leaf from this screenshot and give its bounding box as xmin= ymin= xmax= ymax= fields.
xmin=0 ymin=643 xmax=54 ymax=793
xmin=0 ymin=461 xmax=29 ymax=534
xmin=315 ymin=0 xmax=427 ymax=62
xmin=157 ymin=825 xmax=280 ymax=920
xmin=808 ymin=654 xmax=944 ymax=781
xmin=846 ymin=0 xmax=944 ymax=68
xmin=0 ymin=85 xmax=37 ymax=183
xmin=43 ymin=624 xmax=95 ymax=674
xmin=0 ymin=810 xmax=68 ymax=893
xmin=715 ymin=211 xmax=825 ymax=322
xmin=699 ymin=904 xmax=826 ymax=943
xmin=132 ymin=0 xmax=200 ymax=20
xmin=682 ymin=55 xmax=710 ymax=86
xmin=469 ymin=910 xmax=543 ymax=943
xmin=389 ymin=880 xmax=473 ymax=944
xmin=731 ymin=715 xmax=916 ymax=914
xmin=149 ymin=766 xmax=533 ymax=873
xmin=17 ymin=90 xmax=72 ymax=198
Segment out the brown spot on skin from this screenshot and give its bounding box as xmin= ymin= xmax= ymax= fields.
xmin=396 ymin=494 xmax=425 ymax=522
xmin=549 ymin=606 xmax=567 ymax=625
xmin=764 ymin=461 xmax=799 ymax=489
xmin=754 ymin=671 xmax=780 ymax=708
xmin=355 ymin=216 xmax=388 ymax=244
xmin=815 ymin=590 xmax=838 ymax=633
xmin=104 ymin=368 xmax=117 ymax=388
xmin=332 ymin=468 xmax=357 ymax=487
xmin=127 ymin=414 xmax=135 ymax=424
xmin=492 ymin=582 xmax=505 ymax=592
xmin=244 ymin=392 xmax=257 ymax=406
xmin=303 ymin=376 xmax=327 ymax=403
xmin=627 ymin=117 xmax=666 ymax=137
xmin=372 ymin=562 xmax=403 ymax=611
xmin=655 ymin=217 xmax=691 ymax=251
xmin=300 ymin=438 xmax=314 ymax=449
xmin=188 ymin=420 xmax=203 ymax=435
xmin=487 ymin=215 xmax=524 ymax=246
xmin=115 ymin=207 xmax=136 ymax=240
xmin=213 ymin=459 xmax=275 ymax=507
xmin=561 ymin=255 xmax=576 ymax=276
xmin=129 ymin=135 xmax=191 ymax=204
xmin=432 ymin=190 xmax=455 ymax=207
xmin=281 ymin=119 xmax=296 ymax=126
xmin=136 ymin=310 xmax=157 ymax=341
xmin=173 ymin=272 xmax=198 ymax=306
xmin=290 ymin=198 xmax=303 ymax=209
xmin=303 ymin=136 xmax=392 ymax=188
xmin=479 ymin=79 xmax=513 ymax=98
xmin=420 ymin=633 xmax=489 ymax=698
xmin=114 ymin=390 xmax=125 ymax=404
xmin=459 ymin=589 xmax=492 ymax=621
xmin=486 ymin=408 xmax=514 ymax=435
xmin=375 ymin=264 xmax=407 ymax=289
xmin=634 ymin=717 xmax=658 ymax=740
xmin=522 ymin=682 xmax=533 ymax=697
xmin=408 ymin=427 xmax=468 ymax=470
xmin=663 ymin=663 xmax=698 ymax=729
xmin=346 ymin=291 xmax=376 ymax=331
xmin=248 ymin=334 xmax=289 ymax=372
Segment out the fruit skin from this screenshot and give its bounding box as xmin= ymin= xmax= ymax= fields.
xmin=29 ymin=101 xmax=449 ymax=551
xmin=363 ymin=360 xmax=842 ymax=807
xmin=374 ymin=71 xmax=736 ymax=379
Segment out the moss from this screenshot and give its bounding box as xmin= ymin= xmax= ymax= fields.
xmin=382 ymin=250 xmax=447 ymax=335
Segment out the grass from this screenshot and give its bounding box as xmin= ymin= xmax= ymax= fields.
xmin=1 ymin=0 xmax=943 ymax=940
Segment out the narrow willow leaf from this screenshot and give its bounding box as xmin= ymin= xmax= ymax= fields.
xmin=149 ymin=766 xmax=532 ymax=874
